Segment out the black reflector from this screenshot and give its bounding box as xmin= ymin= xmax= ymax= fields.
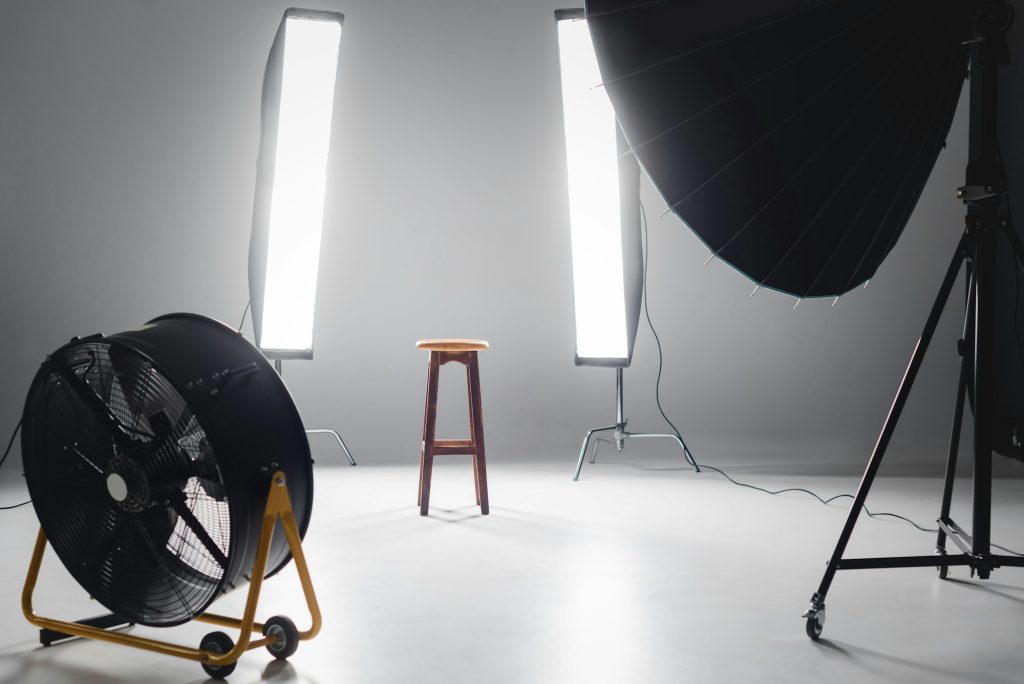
xmin=585 ymin=0 xmax=969 ymax=298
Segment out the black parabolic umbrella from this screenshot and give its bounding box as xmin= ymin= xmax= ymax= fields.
xmin=585 ymin=0 xmax=970 ymax=298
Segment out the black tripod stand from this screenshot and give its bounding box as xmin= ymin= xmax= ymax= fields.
xmin=802 ymin=0 xmax=1024 ymax=640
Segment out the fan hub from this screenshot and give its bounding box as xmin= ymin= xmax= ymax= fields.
xmin=105 ymin=455 xmax=150 ymax=513
xmin=105 ymin=473 xmax=128 ymax=502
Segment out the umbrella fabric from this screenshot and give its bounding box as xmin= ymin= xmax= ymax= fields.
xmin=585 ymin=0 xmax=969 ymax=298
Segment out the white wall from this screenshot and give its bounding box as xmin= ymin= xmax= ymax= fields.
xmin=2 ymin=0 xmax=1018 ymax=477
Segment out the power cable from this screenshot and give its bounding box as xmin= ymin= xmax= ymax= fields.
xmin=640 ymin=201 xmax=1023 ymax=557
xmin=237 ymin=300 xmax=251 ymax=334
xmin=0 ymin=419 xmax=31 ymax=510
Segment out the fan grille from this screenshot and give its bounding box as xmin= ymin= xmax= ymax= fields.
xmin=23 ymin=341 xmax=231 ymax=626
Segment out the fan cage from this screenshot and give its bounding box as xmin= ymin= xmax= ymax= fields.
xmin=23 ymin=340 xmax=231 ymax=626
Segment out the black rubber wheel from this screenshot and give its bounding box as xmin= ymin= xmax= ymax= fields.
xmin=263 ymin=615 xmax=300 ymax=660
xmin=200 ymin=631 xmax=237 ymax=679
xmin=805 ymin=615 xmax=823 ymax=641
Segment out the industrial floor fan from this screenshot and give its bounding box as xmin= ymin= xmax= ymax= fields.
xmin=19 ymin=313 xmax=322 ymax=678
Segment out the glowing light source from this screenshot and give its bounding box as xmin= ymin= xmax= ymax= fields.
xmin=555 ymin=10 xmax=635 ymax=364
xmin=251 ymin=10 xmax=342 ymax=357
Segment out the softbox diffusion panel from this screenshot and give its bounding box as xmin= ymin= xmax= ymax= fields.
xmin=556 ymin=8 xmax=644 ymax=367
xmin=585 ymin=0 xmax=969 ymax=298
xmin=993 ymin=13 xmax=1024 ymax=461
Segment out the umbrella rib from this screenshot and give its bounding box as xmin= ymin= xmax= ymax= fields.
xmin=629 ymin=2 xmax=892 ymax=155
xmin=837 ymin=22 xmax=966 ymax=293
xmin=597 ymin=0 xmax=849 ymax=88
xmin=754 ymin=24 xmax=937 ymax=289
xmin=800 ymin=27 xmax=960 ymax=297
xmin=660 ymin=20 xmax=895 ymax=221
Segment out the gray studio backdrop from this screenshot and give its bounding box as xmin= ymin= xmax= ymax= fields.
xmin=1 ymin=0 xmax=1019 ymax=477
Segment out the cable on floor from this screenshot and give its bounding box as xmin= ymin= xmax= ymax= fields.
xmin=639 ymin=201 xmax=1024 ymax=557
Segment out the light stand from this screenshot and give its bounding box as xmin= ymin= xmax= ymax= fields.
xmin=573 ymin=367 xmax=697 ymax=480
xmin=251 ymin=10 xmax=356 ymax=467
xmin=273 ymin=358 xmax=356 ymax=466
xmin=802 ymin=0 xmax=1023 ymax=640
xmin=556 ymin=9 xmax=698 ymax=480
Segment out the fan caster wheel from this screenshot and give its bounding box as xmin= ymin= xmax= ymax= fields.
xmin=263 ymin=615 xmax=300 ymax=660
xmin=200 ymin=631 xmax=237 ymax=679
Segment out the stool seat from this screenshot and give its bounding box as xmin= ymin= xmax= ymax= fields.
xmin=416 ymin=339 xmax=489 ymax=352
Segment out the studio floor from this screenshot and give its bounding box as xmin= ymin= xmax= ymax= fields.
xmin=1 ymin=454 xmax=1023 ymax=684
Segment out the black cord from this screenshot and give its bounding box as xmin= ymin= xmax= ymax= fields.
xmin=0 ymin=419 xmax=31 ymax=510
xmin=237 ymin=300 xmax=251 ymax=334
xmin=639 ymin=202 xmax=1024 ymax=557
xmin=0 ymin=418 xmax=22 ymax=470
xmin=640 ymin=203 xmax=698 ymax=470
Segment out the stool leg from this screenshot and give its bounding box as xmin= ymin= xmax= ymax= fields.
xmin=417 ymin=444 xmax=425 ymax=507
xmin=467 ymin=352 xmax=489 ymax=515
xmin=420 ymin=351 xmax=441 ymax=516
xmin=466 ymin=361 xmax=481 ymax=506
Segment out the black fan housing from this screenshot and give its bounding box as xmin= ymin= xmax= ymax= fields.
xmin=21 ymin=313 xmax=313 ymax=627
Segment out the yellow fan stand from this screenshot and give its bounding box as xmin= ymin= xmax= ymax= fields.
xmin=21 ymin=471 xmax=322 ymax=679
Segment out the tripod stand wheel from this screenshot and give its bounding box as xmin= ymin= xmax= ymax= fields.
xmin=938 ymin=565 xmax=949 ymax=580
xmin=803 ymin=605 xmax=825 ymax=641
xmin=805 ymin=616 xmax=823 ymax=641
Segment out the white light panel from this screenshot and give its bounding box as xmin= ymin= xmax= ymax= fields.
xmin=556 ymin=15 xmax=629 ymax=361
xmin=260 ymin=15 xmax=342 ymax=353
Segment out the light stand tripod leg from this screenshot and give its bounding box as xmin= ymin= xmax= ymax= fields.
xmin=936 ymin=351 xmax=969 ymax=575
xmin=972 ymin=225 xmax=996 ymax=570
xmin=936 ymin=268 xmax=976 ymax=573
xmin=273 ymin=360 xmax=357 ymax=465
xmin=574 ymin=367 xmax=698 ymax=478
xmin=574 ymin=426 xmax=616 ymax=481
xmin=625 ymin=432 xmax=699 ymax=472
xmin=305 ymin=429 xmax=357 ymax=465
xmin=589 ymin=436 xmax=614 ymax=464
xmin=803 ymin=235 xmax=967 ymax=640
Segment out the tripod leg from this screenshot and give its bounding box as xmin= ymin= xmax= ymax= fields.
xmin=804 ymin=235 xmax=966 ymax=640
xmin=972 ymin=224 xmax=996 ymax=571
xmin=936 ymin=267 xmax=975 ymax=574
xmin=573 ymin=427 xmax=616 ymax=481
xmin=935 ymin=352 xmax=969 ymax=576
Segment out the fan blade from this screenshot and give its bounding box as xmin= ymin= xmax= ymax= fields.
xmin=49 ymin=358 xmax=147 ymax=445
xmin=167 ymin=496 xmax=229 ymax=571
xmin=132 ymin=517 xmax=195 ymax=619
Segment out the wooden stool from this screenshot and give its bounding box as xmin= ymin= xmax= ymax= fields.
xmin=416 ymin=339 xmax=490 ymax=516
